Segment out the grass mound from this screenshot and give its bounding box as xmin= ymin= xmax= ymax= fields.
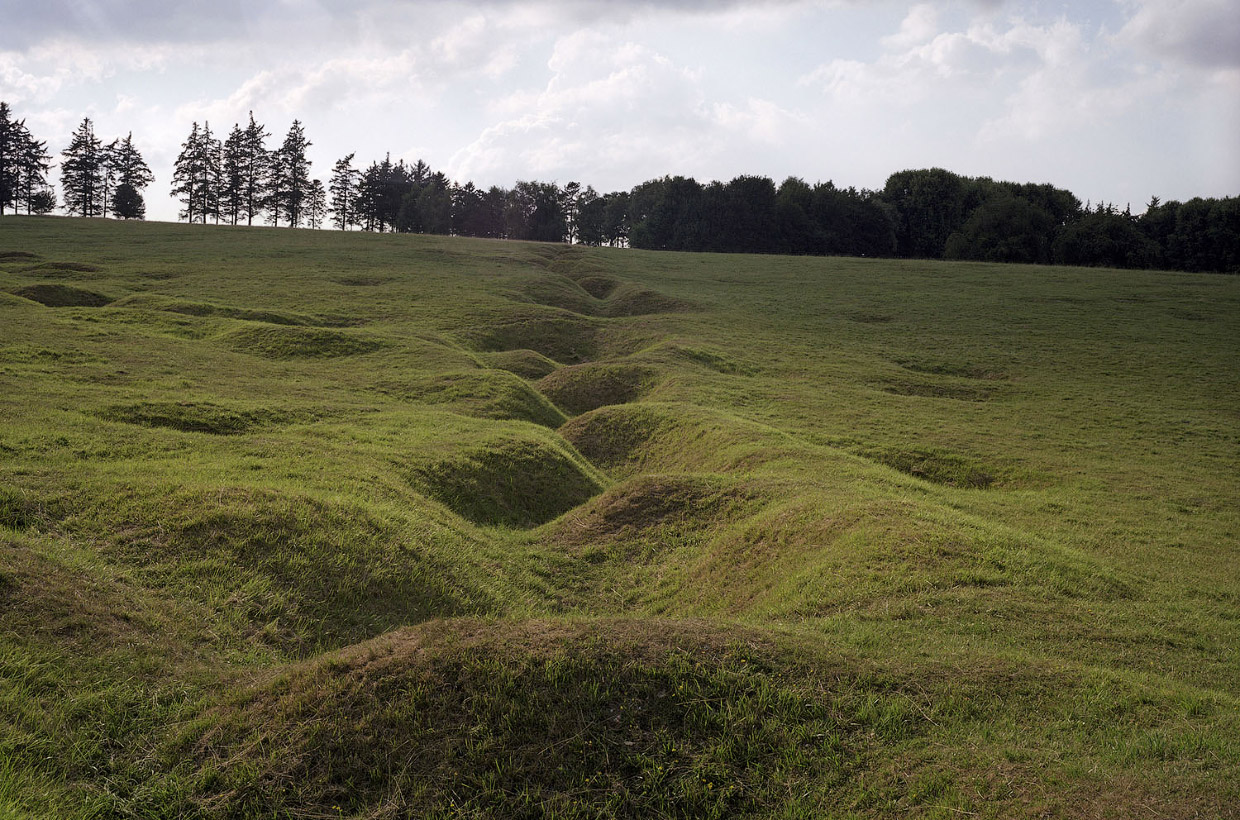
xmin=560 ymin=403 xmax=799 ymax=478
xmin=515 ymin=275 xmax=693 ymax=318
xmin=23 ymin=261 xmax=102 ymax=275
xmin=73 ymin=484 xmax=486 ymax=652
xmin=409 ymin=435 xmax=605 ymax=528
xmin=859 ymin=446 xmax=1007 ymax=488
xmin=895 ymin=358 xmax=1010 ymax=381
xmin=115 ymin=294 xmax=355 ymax=327
xmin=479 ymin=349 xmax=560 ymax=380
xmin=10 ymin=283 xmax=114 ymax=307
xmin=333 ymin=275 xmax=393 ymax=286
xmin=515 ymin=275 xmax=598 ymax=315
xmin=879 ymin=379 xmax=996 ymax=402
xmin=380 ymin=371 xmax=567 ymax=428
xmin=460 ymin=316 xmax=599 ymax=364
xmin=220 ymin=324 xmax=386 ymax=359
xmin=601 ymin=282 xmax=695 ymax=317
xmin=574 ymin=274 xmax=619 ymax=299
xmin=167 ymin=618 xmax=860 ymax=820
xmin=537 ymin=363 xmax=659 ymax=416
xmin=0 ymin=250 xmax=40 ymax=262
xmin=95 ymin=401 xmax=303 ymax=435
xmin=558 ymin=404 xmax=671 ymax=472
xmin=0 ymin=486 xmax=39 ymax=530
xmin=550 ymin=475 xmax=754 ymax=549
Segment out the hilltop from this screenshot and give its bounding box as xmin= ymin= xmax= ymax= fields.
xmin=1 ymin=217 xmax=1238 ymax=818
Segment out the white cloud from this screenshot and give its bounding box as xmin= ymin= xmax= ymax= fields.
xmin=1115 ymin=0 xmax=1240 ymax=69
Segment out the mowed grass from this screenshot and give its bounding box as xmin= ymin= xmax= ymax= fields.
xmin=1 ymin=216 xmax=1237 ymax=818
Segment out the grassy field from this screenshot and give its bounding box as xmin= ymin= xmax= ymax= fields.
xmin=1 ymin=216 xmax=1237 ymax=819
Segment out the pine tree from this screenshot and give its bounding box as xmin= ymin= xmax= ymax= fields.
xmin=112 ymin=183 xmax=145 ymax=220
xmin=328 ymin=153 xmax=359 ymax=230
xmin=220 ymin=124 xmax=246 ymax=225
xmin=105 ymin=132 xmax=153 ymax=219
xmin=171 ymin=122 xmax=221 ymax=223
xmin=60 ymin=118 xmax=106 ymax=217
xmin=306 ymin=179 xmax=327 ymax=229
xmin=0 ymin=101 xmax=19 ymax=214
xmin=269 ymin=120 xmax=312 ymax=227
xmin=240 ymin=112 xmax=269 ymax=226
xmin=15 ymin=124 xmax=52 ymax=215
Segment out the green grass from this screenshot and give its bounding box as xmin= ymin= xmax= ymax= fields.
xmin=1 ymin=216 xmax=1238 ymax=818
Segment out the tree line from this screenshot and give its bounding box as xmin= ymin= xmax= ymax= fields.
xmin=2 ymin=100 xmax=1237 ymax=273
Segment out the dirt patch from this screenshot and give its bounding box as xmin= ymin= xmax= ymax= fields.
xmin=0 ymin=251 xmax=40 ymax=262
xmin=879 ymin=380 xmax=995 ymax=402
xmin=96 ymin=401 xmax=304 ymax=435
xmin=10 ymin=283 xmax=115 ymax=307
xmin=221 ymin=325 xmax=386 ymax=359
xmin=459 ymin=316 xmax=599 ymax=364
xmin=537 ymin=363 xmax=658 ymax=416
xmin=480 ymin=349 xmax=560 ymax=380
xmin=409 ymin=437 xmax=604 ymax=528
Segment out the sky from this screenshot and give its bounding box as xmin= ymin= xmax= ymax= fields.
xmin=2 ymin=0 xmax=1238 ymax=223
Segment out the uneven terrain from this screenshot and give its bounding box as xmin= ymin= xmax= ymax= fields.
xmin=1 ymin=217 xmax=1237 ymax=818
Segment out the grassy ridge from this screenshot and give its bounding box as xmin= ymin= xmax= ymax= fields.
xmin=1 ymin=217 xmax=1237 ymax=818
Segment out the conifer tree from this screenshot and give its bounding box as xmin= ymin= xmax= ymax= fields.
xmin=105 ymin=132 xmax=153 ymax=219
xmin=220 ymin=123 xmax=246 ymax=225
xmin=306 ymin=179 xmax=327 ymax=229
xmin=0 ymin=102 xmax=19 ymax=214
xmin=171 ymin=122 xmax=221 ymax=223
xmin=328 ymin=153 xmax=359 ymax=230
xmin=269 ymin=120 xmax=312 ymax=227
xmin=240 ymin=112 xmax=269 ymax=226
xmin=60 ymin=118 xmax=106 ymax=217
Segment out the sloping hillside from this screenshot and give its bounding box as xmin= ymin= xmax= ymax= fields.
xmin=1 ymin=218 xmax=1237 ymax=818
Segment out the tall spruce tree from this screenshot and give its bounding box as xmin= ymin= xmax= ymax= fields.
xmin=220 ymin=123 xmax=246 ymax=225
xmin=107 ymin=132 xmax=153 ymax=219
xmin=11 ymin=119 xmax=52 ymax=216
xmin=171 ymin=122 xmax=221 ymax=223
xmin=269 ymin=120 xmax=312 ymax=227
xmin=240 ymin=112 xmax=269 ymax=226
xmin=0 ymin=102 xmax=20 ymax=214
xmin=306 ymin=179 xmax=327 ymax=229
xmin=328 ymin=153 xmax=359 ymax=230
xmin=60 ymin=118 xmax=106 ymax=217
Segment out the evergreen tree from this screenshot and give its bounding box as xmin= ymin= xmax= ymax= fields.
xmin=171 ymin=122 xmax=221 ymax=223
xmin=240 ymin=112 xmax=270 ymax=226
xmin=306 ymin=178 xmax=327 ymax=229
xmin=60 ymin=118 xmax=106 ymax=217
xmin=15 ymin=125 xmax=52 ymax=215
xmin=269 ymin=120 xmax=312 ymax=227
xmin=104 ymin=132 xmax=153 ymax=219
xmin=0 ymin=101 xmax=19 ymax=214
xmin=328 ymin=153 xmax=359 ymax=230
xmin=220 ymin=124 xmax=246 ymax=225
xmin=111 ymin=183 xmax=145 ymax=220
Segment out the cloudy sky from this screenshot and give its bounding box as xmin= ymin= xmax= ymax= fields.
xmin=2 ymin=0 xmax=1237 ymax=223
